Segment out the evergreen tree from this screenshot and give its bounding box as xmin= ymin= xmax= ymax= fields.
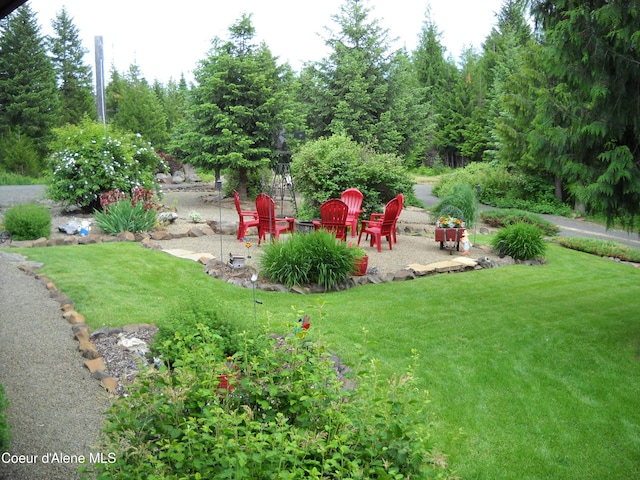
xmin=0 ymin=4 xmax=60 ymax=157
xmin=49 ymin=6 xmax=95 ymax=125
xmin=530 ymin=0 xmax=640 ymax=229
xmin=154 ymin=75 xmax=189 ymax=144
xmin=106 ymin=64 xmax=168 ymax=149
xmin=299 ymin=0 xmax=403 ymax=151
xmin=412 ymin=10 xmax=467 ymax=167
xmin=180 ymin=14 xmax=291 ymax=198
xmin=462 ymin=0 xmax=532 ymax=164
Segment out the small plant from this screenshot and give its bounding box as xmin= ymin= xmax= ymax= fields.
xmin=3 ymin=202 xmax=51 ymax=240
xmin=492 ymin=222 xmax=547 ymax=260
xmin=188 ymin=210 xmax=203 ymax=223
xmin=260 ymin=231 xmax=361 ymax=289
xmin=481 ymin=208 xmax=560 ymax=236
xmin=0 ymin=383 xmax=10 ymax=453
xmin=94 ymin=187 xmax=158 ymax=235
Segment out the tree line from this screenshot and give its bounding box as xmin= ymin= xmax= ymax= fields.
xmin=0 ymin=0 xmax=638 ymax=230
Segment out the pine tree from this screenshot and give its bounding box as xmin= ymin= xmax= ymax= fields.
xmin=106 ymin=64 xmax=168 ymax=149
xmin=412 ymin=11 xmax=467 ymax=167
xmin=0 ymin=4 xmax=60 ymax=156
xmin=299 ymin=0 xmax=399 ymax=150
xmin=49 ymin=6 xmax=95 ymax=125
xmin=181 ymin=14 xmax=291 ymax=198
xmin=530 ymin=0 xmax=640 ymax=229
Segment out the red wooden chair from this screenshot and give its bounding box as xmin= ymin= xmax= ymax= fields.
xmin=367 ymin=193 xmax=404 ymax=244
xmin=233 ymin=190 xmax=259 ymax=241
xmin=340 ymin=188 xmax=364 ymax=237
xmin=312 ymin=199 xmax=349 ymax=241
xmin=357 ymin=197 xmax=400 ymax=252
xmin=255 ymin=193 xmax=295 ymax=245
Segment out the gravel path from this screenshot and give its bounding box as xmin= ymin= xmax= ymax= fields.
xmin=0 ymin=252 xmax=111 ymax=480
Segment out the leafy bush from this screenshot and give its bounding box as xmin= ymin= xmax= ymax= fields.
xmin=95 ymin=320 xmax=450 ymax=479
xmin=47 ymin=119 xmax=166 ymax=212
xmin=3 ymin=202 xmax=51 ymax=240
xmin=0 ymin=383 xmax=10 ymax=453
xmin=492 ymin=222 xmax=547 ymax=260
xmin=433 ymin=162 xmax=572 ymax=216
xmin=259 ymin=231 xmax=361 ymax=289
xmin=151 ymin=294 xmax=266 ymax=368
xmin=557 ymin=237 xmax=640 ymax=262
xmin=434 ymin=182 xmax=479 ymax=227
xmin=0 ymin=129 xmax=42 ymax=177
xmin=291 ymin=134 xmax=415 ymax=217
xmin=481 ymin=208 xmax=560 ymax=236
xmin=93 ymin=188 xmax=158 ymax=235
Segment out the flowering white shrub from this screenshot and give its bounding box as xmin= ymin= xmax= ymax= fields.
xmin=47 ymin=120 xmax=167 ymax=211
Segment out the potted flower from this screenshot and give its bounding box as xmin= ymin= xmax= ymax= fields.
xmin=436 ymin=215 xmax=465 ymax=229
xmin=348 ymin=242 xmax=368 ymax=276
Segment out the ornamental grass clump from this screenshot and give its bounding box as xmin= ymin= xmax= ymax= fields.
xmin=3 ymin=202 xmax=51 ymax=240
xmin=94 ymin=187 xmax=158 ymax=235
xmin=260 ymin=231 xmax=361 ymax=289
xmin=492 ymin=221 xmax=547 ymax=261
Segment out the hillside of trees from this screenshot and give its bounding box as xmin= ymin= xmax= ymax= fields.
xmin=0 ymin=0 xmax=638 ymax=230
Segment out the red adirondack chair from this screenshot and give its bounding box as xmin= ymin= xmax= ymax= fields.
xmin=255 ymin=193 xmax=295 ymax=245
xmin=312 ymin=199 xmax=349 ymax=241
xmin=357 ymin=197 xmax=400 ymax=252
xmin=233 ymin=190 xmax=259 ymax=241
xmin=340 ymin=188 xmax=364 ymax=237
xmin=366 ymin=193 xmax=404 ymax=244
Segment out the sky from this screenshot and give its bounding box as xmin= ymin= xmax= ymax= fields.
xmin=27 ymin=0 xmax=505 ymax=85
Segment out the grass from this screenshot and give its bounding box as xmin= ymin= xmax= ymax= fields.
xmin=4 ymin=241 xmax=640 ymax=479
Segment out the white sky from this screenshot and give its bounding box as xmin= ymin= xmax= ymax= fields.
xmin=27 ymin=0 xmax=505 ymax=85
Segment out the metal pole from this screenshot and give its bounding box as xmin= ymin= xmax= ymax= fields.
xmin=94 ymin=36 xmax=106 ymax=125
xmin=217 ymin=180 xmax=223 ymax=264
xmin=475 ymin=184 xmax=481 ymax=246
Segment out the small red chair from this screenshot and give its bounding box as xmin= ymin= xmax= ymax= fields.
xmin=233 ymin=190 xmax=259 ymax=241
xmin=367 ymin=193 xmax=404 ymax=244
xmin=357 ymin=197 xmax=400 ymax=252
xmin=255 ymin=193 xmax=295 ymax=245
xmin=312 ymin=199 xmax=349 ymax=241
xmin=340 ymin=188 xmax=364 ymax=237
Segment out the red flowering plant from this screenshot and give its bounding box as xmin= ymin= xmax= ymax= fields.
xmin=94 ymin=186 xmax=159 ymax=235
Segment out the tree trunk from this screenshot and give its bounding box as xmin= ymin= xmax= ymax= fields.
xmin=554 ymin=175 xmax=563 ymax=201
xmin=237 ymin=167 xmax=249 ymax=200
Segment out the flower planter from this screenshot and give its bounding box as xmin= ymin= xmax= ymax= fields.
xmin=353 ymin=255 xmax=369 ymax=276
xmin=435 ymin=227 xmax=463 ymax=253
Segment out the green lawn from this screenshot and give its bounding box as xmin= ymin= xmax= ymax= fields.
xmin=7 ymin=241 xmax=640 ymax=479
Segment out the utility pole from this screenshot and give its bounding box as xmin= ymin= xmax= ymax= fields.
xmin=94 ymin=36 xmax=106 ymax=124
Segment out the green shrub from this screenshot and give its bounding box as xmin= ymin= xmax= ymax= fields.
xmin=433 ymin=162 xmax=572 ymax=216
xmin=47 ymin=119 xmax=166 ymax=212
xmin=557 ymin=237 xmax=640 ymax=262
xmin=151 ymin=294 xmax=266 ymax=367
xmin=290 ymin=134 xmax=415 ymax=217
xmin=3 ymin=203 xmax=51 ymax=240
xmin=94 ymin=187 xmax=158 ymax=235
xmin=95 ymin=323 xmax=449 ymax=479
xmin=434 ymin=182 xmax=479 ymax=227
xmin=260 ymin=231 xmax=361 ymax=289
xmin=0 ymin=383 xmax=10 ymax=453
xmin=492 ymin=222 xmax=547 ymax=260
xmin=481 ymin=208 xmax=560 ymax=236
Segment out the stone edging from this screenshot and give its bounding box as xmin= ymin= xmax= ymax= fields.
xmin=9 ymin=259 xmax=143 ymax=394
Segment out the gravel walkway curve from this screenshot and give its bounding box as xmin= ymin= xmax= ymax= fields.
xmin=0 ymin=252 xmax=111 ymax=480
